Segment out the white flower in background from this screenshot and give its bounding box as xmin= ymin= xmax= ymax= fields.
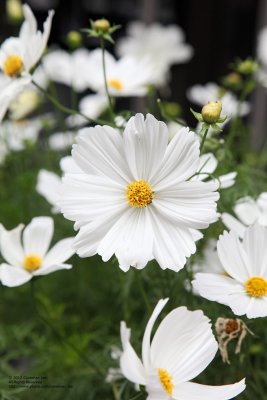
xmin=85 ymin=49 xmax=155 ymax=97
xmin=0 ymin=5 xmax=54 ymax=121
xmin=192 ymin=239 xmax=226 ymax=276
xmin=60 ymin=113 xmax=219 ymax=272
xmin=42 ymin=48 xmax=91 ymax=92
xmin=0 ymin=217 xmax=75 ymax=287
xmin=187 ymin=83 xmax=250 ymax=118
xmin=48 ymin=131 xmax=77 ymax=151
xmin=193 ymin=224 xmax=267 ymax=318
xmin=120 ymin=298 xmax=246 ymax=399
xmin=116 ymin=22 xmax=193 ymax=86
xmin=66 ymin=94 xmax=108 ymax=128
xmin=221 ymin=193 xmax=267 ymax=238
xmin=36 ymin=156 xmax=81 ymax=213
xmin=257 ymin=26 xmax=267 ymax=66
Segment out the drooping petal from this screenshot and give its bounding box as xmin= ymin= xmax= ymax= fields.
xmin=0 ymin=224 xmax=24 ymax=267
xmin=22 ymin=217 xmax=53 ymax=257
xmin=0 ymin=263 xmax=31 ymax=287
xmin=141 ymin=298 xmax=169 ymax=371
xmin=43 ymin=237 xmax=75 ymax=266
xmin=217 ymin=230 xmax=252 ymax=281
xmin=120 ymin=321 xmax=146 ymax=385
xmin=173 ymin=379 xmax=246 ymax=400
xmin=123 ymin=113 xmax=168 ymax=181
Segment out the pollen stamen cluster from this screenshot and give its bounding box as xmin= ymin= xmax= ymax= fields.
xmin=245 ymin=276 xmax=267 ymax=297
xmin=126 ymin=180 xmax=153 ymax=208
xmin=23 ymin=254 xmax=42 ymax=272
xmin=158 ymin=368 xmax=174 ymax=396
xmin=108 ymin=79 xmax=123 ymax=91
xmin=3 ymin=55 xmax=24 ymax=77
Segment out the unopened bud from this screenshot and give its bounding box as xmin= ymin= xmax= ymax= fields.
xmin=201 ymin=101 xmax=222 ymax=124
xmin=6 ymin=0 xmax=23 ymax=23
xmin=94 ymin=19 xmax=110 ymax=32
xmin=66 ymin=31 xmax=82 ymax=49
xmin=237 ymin=58 xmax=258 ymax=75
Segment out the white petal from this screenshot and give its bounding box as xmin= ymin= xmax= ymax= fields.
xmin=217 ymin=230 xmax=251 ymax=281
xmin=173 ymin=379 xmax=246 ymax=400
xmin=141 ymin=298 xmax=169 ymax=371
xmin=36 ymin=169 xmax=61 ymax=213
xmin=123 ymin=113 xmax=168 ymax=181
xmin=198 ymin=153 xmax=218 ymax=176
xmin=245 ymin=297 xmax=267 ymax=318
xmin=0 ymin=224 xmax=24 ymax=267
xmin=43 ymin=237 xmax=75 ymax=266
xmin=33 ymin=263 xmax=72 ymax=276
xmin=243 ymin=224 xmax=267 ymax=276
xmin=234 ymin=198 xmax=259 ymax=226
xmin=218 ymin=172 xmax=237 ymax=189
xmin=23 ymin=217 xmax=53 ymax=257
xmin=221 ymin=213 xmax=246 ymax=238
xmin=150 ymin=127 xmax=200 ymax=190
xmin=120 ymin=321 xmax=146 ymax=385
xmin=150 ymin=307 xmax=218 ymax=384
xmin=0 ymin=263 xmax=31 ymax=287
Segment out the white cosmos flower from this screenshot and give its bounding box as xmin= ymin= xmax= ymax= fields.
xmin=0 ymin=217 xmax=75 ymax=287
xmin=116 ymin=22 xmax=193 ymax=86
xmin=0 ymin=5 xmax=54 ymax=121
xmin=36 ymin=156 xmax=81 ymax=213
xmin=60 ymin=113 xmax=219 ymax=272
xmin=193 ymin=224 xmax=267 ymax=318
xmin=221 ymin=193 xmax=267 ymax=238
xmin=120 ymin=298 xmax=246 ymax=400
xmin=42 ymin=48 xmax=91 ymax=92
xmin=84 ymin=49 xmax=155 ymax=97
xmin=48 ymin=131 xmax=77 ymax=151
xmin=187 ymin=83 xmax=250 ymax=119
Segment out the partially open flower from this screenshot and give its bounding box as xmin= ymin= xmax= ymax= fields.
xmin=94 ymin=19 xmax=111 ymax=32
xmin=201 ymin=101 xmax=222 ymax=124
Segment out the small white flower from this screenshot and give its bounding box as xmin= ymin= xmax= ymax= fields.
xmin=0 ymin=117 xmax=43 ymax=151
xmin=60 ymin=113 xmax=219 ymax=272
xmin=116 ymin=22 xmax=193 ymax=86
xmin=221 ymin=193 xmax=267 ymax=238
xmin=84 ymin=49 xmax=155 ymax=97
xmin=187 ymin=83 xmax=250 ymax=119
xmin=193 ymin=224 xmax=267 ymax=318
xmin=120 ymin=298 xmax=246 ymax=400
xmin=0 ymin=217 xmax=75 ymax=287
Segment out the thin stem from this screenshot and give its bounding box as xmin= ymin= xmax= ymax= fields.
xmin=199 ymin=126 xmax=210 ymax=152
xmin=33 ymin=81 xmax=113 ymax=127
xmin=136 ymin=272 xmax=151 ymax=314
xmin=100 ymin=37 xmax=114 ymax=118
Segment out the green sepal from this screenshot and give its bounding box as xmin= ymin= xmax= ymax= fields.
xmin=190 ymin=108 xmax=203 ymax=122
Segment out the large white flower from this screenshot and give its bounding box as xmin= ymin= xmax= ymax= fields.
xmin=0 ymin=217 xmax=75 ymax=287
xmin=116 ymin=22 xmax=193 ymax=86
xmin=187 ymin=83 xmax=250 ymax=118
xmin=0 ymin=5 xmax=54 ymax=121
xmin=60 ymin=113 xmax=219 ymax=272
xmin=84 ymin=49 xmax=155 ymax=97
xmin=193 ymin=224 xmax=267 ymax=318
xmin=120 ymin=298 xmax=245 ymax=400
xmin=221 ymin=193 xmax=267 ymax=238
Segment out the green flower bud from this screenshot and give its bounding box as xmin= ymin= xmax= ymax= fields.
xmin=94 ymin=19 xmax=111 ymax=32
xmin=201 ymin=101 xmax=222 ymax=124
xmin=237 ymin=58 xmax=258 ymax=75
xmin=6 ymin=0 xmax=23 ymax=23
xmin=66 ymin=31 xmax=82 ymax=49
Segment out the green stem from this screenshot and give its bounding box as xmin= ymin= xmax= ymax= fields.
xmin=100 ymin=37 xmax=114 ymax=118
xmin=33 ymin=81 xmax=113 ymax=127
xmin=199 ymin=126 xmax=210 ymax=152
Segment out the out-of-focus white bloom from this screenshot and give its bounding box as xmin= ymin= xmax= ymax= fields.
xmin=187 ymin=83 xmax=250 ymax=118
xmin=66 ymin=94 xmax=108 ymax=128
xmin=0 ymin=117 xmax=43 ymax=151
xmin=85 ymin=49 xmax=155 ymax=97
xmin=221 ymin=193 xmax=267 ymax=238
xmin=42 ymin=48 xmax=91 ymax=92
xmin=36 ymin=156 xmax=81 ymax=213
xmin=48 ymin=131 xmax=77 ymax=151
xmin=9 ymin=89 xmax=40 ymax=120
xmin=116 ymin=22 xmax=193 ymax=86
xmin=0 ymin=217 xmax=75 ymax=287
xmin=193 ymin=224 xmax=267 ymax=318
xmin=0 ymin=5 xmax=54 ymax=121
xmin=60 ymin=113 xmax=219 ymax=272
xmin=192 ymin=239 xmax=225 ymax=276
xmin=120 ymin=298 xmax=246 ymax=399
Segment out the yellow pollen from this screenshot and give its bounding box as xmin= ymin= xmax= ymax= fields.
xmin=23 ymin=254 xmax=42 ymax=272
xmin=245 ymin=276 xmax=267 ymax=297
xmin=126 ymin=180 xmax=153 ymax=208
xmin=158 ymin=368 xmax=174 ymax=396
xmin=108 ymin=79 xmax=123 ymax=90
xmin=3 ymin=54 xmax=23 ymax=77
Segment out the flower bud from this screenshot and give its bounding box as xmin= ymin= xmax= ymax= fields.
xmin=237 ymin=58 xmax=258 ymax=75
xmin=66 ymin=31 xmax=82 ymax=49
xmin=6 ymin=0 xmax=23 ymax=23
xmin=94 ymin=19 xmax=110 ymax=32
xmin=201 ymin=101 xmax=222 ymax=124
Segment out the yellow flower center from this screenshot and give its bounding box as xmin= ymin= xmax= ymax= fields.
xmin=108 ymin=79 xmax=123 ymax=91
xmin=126 ymin=180 xmax=153 ymax=208
xmin=158 ymin=368 xmax=174 ymax=396
xmin=245 ymin=276 xmax=267 ymax=297
xmin=3 ymin=54 xmax=24 ymax=77
xmin=23 ymin=254 xmax=42 ymax=272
